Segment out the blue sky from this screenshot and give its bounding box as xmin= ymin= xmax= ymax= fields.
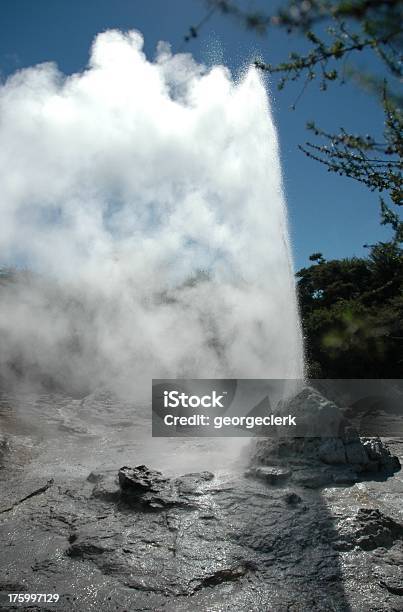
xmin=0 ymin=0 xmax=394 ymax=270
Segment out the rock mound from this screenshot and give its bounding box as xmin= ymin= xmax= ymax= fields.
xmin=90 ymin=465 xmax=215 ymax=510
xmin=334 ymin=508 xmax=403 ymax=551
xmin=250 ymin=386 xmax=400 ymax=488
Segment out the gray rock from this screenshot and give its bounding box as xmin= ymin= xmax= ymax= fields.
xmin=344 ymin=440 xmax=370 ymax=466
xmin=87 ymin=470 xmax=104 ymax=483
xmin=181 ymin=471 xmax=214 ymax=481
xmin=362 ymin=437 xmax=401 ymax=472
xmin=379 ymin=577 xmax=403 ymax=596
xmin=117 ymin=465 xmax=210 ymax=510
xmin=337 ymin=508 xmax=403 ymax=551
xmin=332 ymin=469 xmax=358 ymax=485
xmin=277 ymin=386 xmax=343 ymax=437
xmin=253 ymin=466 xmax=291 ymax=484
xmin=175 ymin=471 xmax=214 ymax=495
xmin=318 ymin=438 xmax=346 ymax=464
xmin=250 ymin=387 xmax=400 ymax=490
xmin=0 ymin=435 xmax=10 ymax=469
xmin=284 ymin=491 xmax=302 ymax=505
xmin=292 ymin=468 xmax=331 ymax=489
xmin=342 ymin=425 xmax=361 ymax=441
xmin=118 ymin=464 xmax=168 ymax=493
xmin=91 ymin=478 xmax=121 ymax=503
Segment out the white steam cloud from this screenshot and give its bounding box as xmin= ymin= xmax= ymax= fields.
xmin=0 ymin=30 xmax=303 ymax=399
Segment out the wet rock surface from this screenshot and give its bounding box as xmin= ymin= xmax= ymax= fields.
xmin=334 ymin=507 xmax=403 ymax=551
xmin=245 ymin=465 xmax=291 ymax=484
xmin=0 ymin=386 xmax=402 ymax=611
xmin=251 ymin=433 xmax=400 ymax=490
xmin=251 ymin=387 xmax=401 ymax=489
xmin=0 ymin=442 xmax=402 ymax=611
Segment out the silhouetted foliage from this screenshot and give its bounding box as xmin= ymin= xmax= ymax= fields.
xmin=297 ymin=241 xmax=403 ymax=377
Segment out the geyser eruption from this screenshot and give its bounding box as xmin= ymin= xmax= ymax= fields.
xmin=0 ymin=30 xmax=303 ymax=398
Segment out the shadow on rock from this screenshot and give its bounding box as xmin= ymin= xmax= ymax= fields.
xmin=0 ymin=386 xmax=402 ymax=611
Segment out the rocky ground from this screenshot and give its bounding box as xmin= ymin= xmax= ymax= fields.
xmin=0 ymin=387 xmax=402 ymax=611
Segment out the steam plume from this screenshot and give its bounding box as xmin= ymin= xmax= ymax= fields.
xmin=0 ymin=30 xmax=303 ymax=399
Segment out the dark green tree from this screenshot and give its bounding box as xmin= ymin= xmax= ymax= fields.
xmin=297 ymin=240 xmax=402 ymax=376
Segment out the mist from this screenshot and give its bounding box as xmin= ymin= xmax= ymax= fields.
xmin=0 ymin=30 xmax=303 ymax=401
